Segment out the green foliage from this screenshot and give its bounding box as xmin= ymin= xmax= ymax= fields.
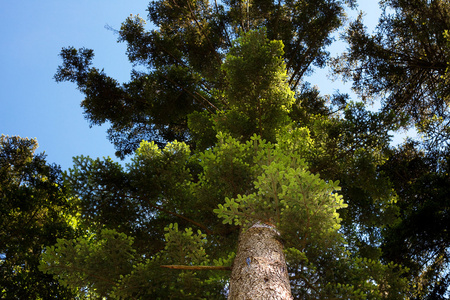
xmin=289 ymin=98 xmax=404 ymax=260
xmin=332 ymin=1 xmax=450 ymax=297
xmin=187 ymin=110 xmax=217 ymax=151
xmin=286 ymin=246 xmax=410 ymax=300
xmin=64 ymin=140 xmax=196 ymax=256
xmin=40 ymin=229 xmax=136 ymax=298
xmin=0 ymin=135 xmax=77 ymax=299
xmin=55 ymin=0 xmax=354 ymax=157
xmin=380 ymin=142 xmax=450 ymax=299
xmin=163 ymin=223 xmax=209 ymax=265
xmin=111 ymin=222 xmax=227 ymax=299
xmin=40 ymin=225 xmax=227 ymax=299
xmin=207 ymin=132 xmax=410 ymax=298
xmin=333 ymin=0 xmax=450 ymax=143
xmin=41 ymin=131 xmax=409 ymax=298
xmin=131 ymin=139 xmax=193 ymax=202
xmin=219 ymin=29 xmax=295 ymax=141
xmin=213 ymin=132 xmax=346 ymax=252
xmin=43 ymin=1 xmax=427 ymax=297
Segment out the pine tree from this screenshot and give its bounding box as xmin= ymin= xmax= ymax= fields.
xmin=0 ymin=135 xmax=77 ymax=299
xmin=333 ymin=1 xmax=450 ymax=297
xmin=42 ymin=25 xmax=410 ymax=298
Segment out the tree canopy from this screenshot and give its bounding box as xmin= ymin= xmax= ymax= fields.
xmin=54 ymin=0 xmax=355 ymax=158
xmin=333 ymin=0 xmax=450 ymax=297
xmin=45 ymin=21 xmax=410 ymax=299
xmin=0 ymin=0 xmax=447 ymax=299
xmin=0 ymin=135 xmax=77 ymax=299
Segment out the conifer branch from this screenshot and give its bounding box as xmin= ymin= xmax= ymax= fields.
xmin=139 ymin=195 xmax=214 ymax=235
xmin=159 ymin=72 xmax=218 ymax=113
xmin=160 ymin=265 xmax=232 ymax=270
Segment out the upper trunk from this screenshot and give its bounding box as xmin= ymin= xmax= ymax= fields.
xmin=228 ymin=222 xmax=293 ymax=300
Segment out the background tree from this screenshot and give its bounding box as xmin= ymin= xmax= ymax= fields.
xmin=381 ymin=141 xmax=450 ymax=299
xmin=333 ymin=0 xmax=450 ymax=298
xmin=0 ymin=135 xmax=77 ymax=299
xmin=333 ymin=0 xmax=450 ymax=127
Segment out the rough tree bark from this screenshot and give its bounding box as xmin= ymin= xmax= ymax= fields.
xmin=228 ymin=222 xmax=293 ymax=300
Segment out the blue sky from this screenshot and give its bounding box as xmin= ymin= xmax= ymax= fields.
xmin=1 ymin=1 xmax=382 ymax=171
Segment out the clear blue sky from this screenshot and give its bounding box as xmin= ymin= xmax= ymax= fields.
xmin=1 ymin=1 xmax=382 ymax=171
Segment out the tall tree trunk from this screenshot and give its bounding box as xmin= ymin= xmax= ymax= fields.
xmin=228 ymin=222 xmax=293 ymax=300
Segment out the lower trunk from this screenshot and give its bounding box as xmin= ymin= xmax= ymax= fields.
xmin=228 ymin=222 xmax=293 ymax=300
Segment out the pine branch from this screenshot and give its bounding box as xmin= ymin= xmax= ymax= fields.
xmin=159 ymin=72 xmax=218 ymax=113
xmin=138 ymin=194 xmax=214 ymax=235
xmin=160 ymin=264 xmax=232 ymax=270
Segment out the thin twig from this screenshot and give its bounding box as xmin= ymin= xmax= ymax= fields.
xmin=160 ymin=264 xmax=232 ymax=270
